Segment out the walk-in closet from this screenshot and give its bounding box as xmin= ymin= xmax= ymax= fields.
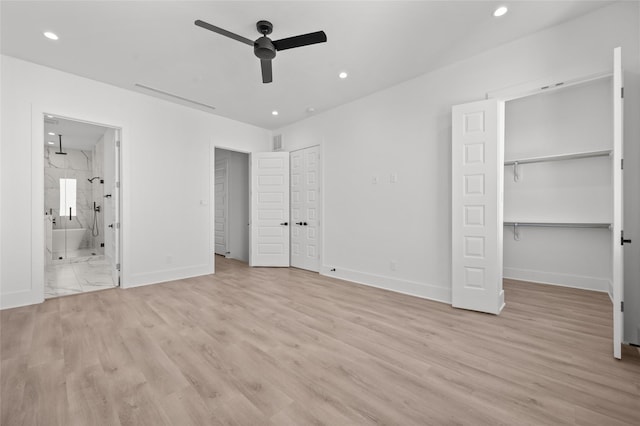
xmin=452 ymin=47 xmax=625 ymax=358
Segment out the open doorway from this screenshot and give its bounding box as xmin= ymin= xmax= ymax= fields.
xmin=451 ymin=47 xmax=624 ymax=358
xmin=214 ymin=148 xmax=250 ymax=263
xmin=43 ymin=115 xmax=121 ymax=298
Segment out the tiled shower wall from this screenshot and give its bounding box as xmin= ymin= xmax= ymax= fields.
xmin=44 ymin=147 xmax=94 ymax=249
xmin=92 ymin=137 xmax=105 ymax=249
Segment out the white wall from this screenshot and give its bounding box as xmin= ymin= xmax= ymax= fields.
xmin=0 ymin=55 xmax=271 ymax=309
xmin=503 ymin=77 xmax=613 ymax=292
xmin=275 ymin=2 xmax=640 ymax=343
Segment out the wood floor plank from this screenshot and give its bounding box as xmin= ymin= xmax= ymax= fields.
xmin=2 ymin=256 xmax=640 ymax=425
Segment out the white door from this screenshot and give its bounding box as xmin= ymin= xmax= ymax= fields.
xmin=102 ymin=129 xmax=120 ymax=286
xmin=452 ymin=99 xmax=505 ymax=314
xmin=290 ymin=146 xmax=320 ymax=272
xmin=214 ymin=157 xmax=228 ymax=256
xmin=612 ymin=46 xmax=625 ymax=359
xmin=250 ymin=152 xmax=290 ymax=267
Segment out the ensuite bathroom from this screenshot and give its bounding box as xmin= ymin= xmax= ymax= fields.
xmin=44 ymin=116 xmax=119 ymax=298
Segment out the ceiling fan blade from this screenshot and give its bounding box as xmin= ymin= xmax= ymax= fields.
xmin=261 ymin=59 xmax=273 ymax=84
xmin=194 ymin=19 xmax=253 ymax=46
xmin=273 ymin=31 xmax=327 ymax=51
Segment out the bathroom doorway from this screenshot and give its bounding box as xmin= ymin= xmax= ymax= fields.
xmin=43 ymin=115 xmax=121 ymax=298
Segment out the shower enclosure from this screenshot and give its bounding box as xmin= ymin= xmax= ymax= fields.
xmin=44 ymin=133 xmax=105 ymax=261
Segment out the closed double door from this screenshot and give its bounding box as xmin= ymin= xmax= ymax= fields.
xmin=290 ymin=146 xmax=320 ymax=272
xmin=250 ymin=146 xmax=320 ymax=272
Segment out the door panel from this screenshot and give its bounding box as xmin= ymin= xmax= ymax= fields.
xmin=250 ymin=152 xmax=290 ymax=266
xmin=290 ymin=146 xmax=320 ymax=272
xmin=612 ymin=46 xmax=624 ymax=359
xmin=452 ymin=99 xmax=504 ymax=314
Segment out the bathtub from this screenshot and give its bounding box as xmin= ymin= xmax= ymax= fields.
xmin=52 ymin=228 xmax=86 ymax=252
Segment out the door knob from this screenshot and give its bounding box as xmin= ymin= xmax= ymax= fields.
xmin=280 ymin=222 xmax=288 ymax=226
xmin=295 ymin=222 xmax=303 ymax=225
xmin=303 ymin=222 xmax=308 ymax=226
xmin=108 ymin=224 xmax=114 ymax=228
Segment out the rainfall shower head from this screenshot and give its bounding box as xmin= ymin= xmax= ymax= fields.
xmin=88 ymin=177 xmax=101 ymax=183
xmin=55 ymin=134 xmax=67 ymax=155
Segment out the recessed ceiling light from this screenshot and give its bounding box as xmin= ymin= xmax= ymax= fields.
xmin=48 ymin=132 xmax=55 ymax=136
xmin=339 ymin=71 xmax=348 ymax=79
xmin=47 ymin=141 xmax=55 ymax=145
xmin=493 ymin=6 xmax=508 ymax=17
xmin=43 ymin=31 xmax=59 ymax=40
xmin=272 ymin=110 xmax=279 ymax=116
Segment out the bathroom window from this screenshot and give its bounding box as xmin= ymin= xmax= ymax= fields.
xmin=59 ymin=178 xmax=77 ymax=217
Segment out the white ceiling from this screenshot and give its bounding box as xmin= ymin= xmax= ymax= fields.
xmin=44 ymin=116 xmax=109 ymax=151
xmin=2 ymin=1 xmax=612 ymax=130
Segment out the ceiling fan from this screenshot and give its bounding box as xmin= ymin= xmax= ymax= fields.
xmin=195 ymin=19 xmax=327 ymax=84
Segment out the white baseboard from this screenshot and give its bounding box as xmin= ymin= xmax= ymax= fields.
xmin=1 ymin=289 xmax=43 ymax=310
xmin=320 ymin=265 xmax=451 ymax=304
xmin=503 ymin=267 xmax=609 ymax=293
xmin=124 ymin=263 xmax=213 ymax=289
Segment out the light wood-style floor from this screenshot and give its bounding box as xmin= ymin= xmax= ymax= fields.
xmin=2 ymin=256 xmax=640 ymax=425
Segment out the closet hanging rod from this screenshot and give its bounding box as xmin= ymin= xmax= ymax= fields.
xmin=504 ymin=150 xmax=611 ymax=166
xmin=503 ymin=222 xmax=611 ymax=229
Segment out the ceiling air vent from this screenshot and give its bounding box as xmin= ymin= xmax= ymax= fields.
xmin=273 ymin=134 xmax=283 ymax=152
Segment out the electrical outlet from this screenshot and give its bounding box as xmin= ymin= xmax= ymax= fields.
xmin=390 ymin=260 xmax=397 ymax=271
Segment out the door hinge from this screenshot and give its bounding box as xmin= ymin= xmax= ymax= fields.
xmin=621 ymin=87 xmax=624 ymax=98
xmin=621 ymin=159 xmax=624 ymax=170
xmin=621 ymin=301 xmax=624 ymax=312
xmin=116 ymin=181 xmax=120 ymax=188
xmin=116 ymin=222 xmax=120 ymax=229
xmin=116 ymin=140 xmax=121 ymax=148
xmin=621 ymin=230 xmax=632 ymax=245
xmin=116 ymin=263 xmax=121 ymax=271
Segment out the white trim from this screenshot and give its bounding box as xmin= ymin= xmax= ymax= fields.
xmin=124 ymin=263 xmax=213 ymax=288
xmin=503 ymin=267 xmax=610 ymax=293
xmin=486 ymin=70 xmax=612 ymax=102
xmin=321 ymin=265 xmax=451 ymax=304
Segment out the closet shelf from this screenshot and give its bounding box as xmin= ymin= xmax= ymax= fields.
xmin=503 ymin=221 xmax=611 ymax=229
xmin=504 ymin=149 xmax=611 ymax=166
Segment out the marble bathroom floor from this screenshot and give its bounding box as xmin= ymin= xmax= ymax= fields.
xmin=45 ymin=255 xmax=116 ymax=298
xmin=51 ymin=247 xmax=104 ymax=263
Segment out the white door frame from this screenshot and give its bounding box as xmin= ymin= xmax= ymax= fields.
xmin=32 ymin=108 xmax=123 ymax=303
xmin=211 ymin=145 xmax=251 ymax=269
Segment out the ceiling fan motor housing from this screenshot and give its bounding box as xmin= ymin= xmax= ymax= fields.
xmin=254 ymin=36 xmax=276 ymax=60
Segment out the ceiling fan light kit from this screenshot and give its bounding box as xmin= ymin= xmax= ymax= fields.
xmin=195 ymin=19 xmax=327 ymax=84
